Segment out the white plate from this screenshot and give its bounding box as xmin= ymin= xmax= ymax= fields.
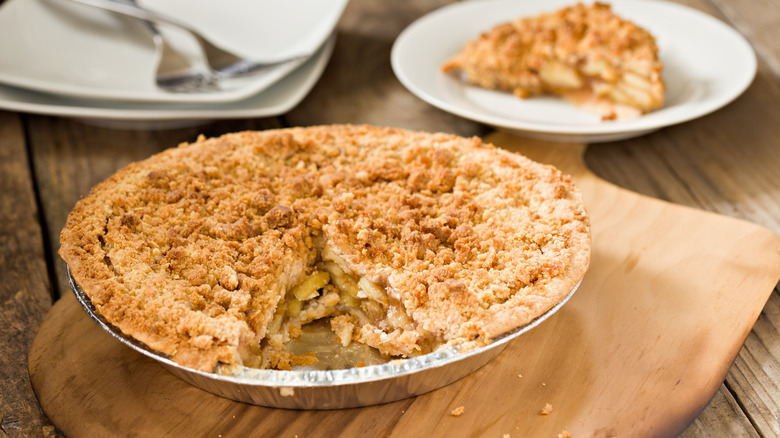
xmin=0 ymin=35 xmax=335 ymax=129
xmin=0 ymin=0 xmax=346 ymax=103
xmin=391 ymin=0 xmax=757 ymax=143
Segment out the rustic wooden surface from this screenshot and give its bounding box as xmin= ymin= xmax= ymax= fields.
xmin=27 ymin=136 xmax=780 ymax=437
xmin=2 ymin=0 xmax=780 ymax=436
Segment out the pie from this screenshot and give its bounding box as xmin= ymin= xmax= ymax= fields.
xmin=59 ymin=125 xmax=591 ymax=373
xmin=441 ymin=2 xmax=665 ymax=120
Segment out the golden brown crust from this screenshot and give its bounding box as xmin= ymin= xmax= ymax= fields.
xmin=59 ymin=125 xmax=590 ymax=372
xmin=442 ymin=2 xmax=665 ymax=119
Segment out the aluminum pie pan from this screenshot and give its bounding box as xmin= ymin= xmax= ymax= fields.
xmin=68 ymin=266 xmax=581 ymax=409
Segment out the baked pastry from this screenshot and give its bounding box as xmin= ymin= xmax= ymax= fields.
xmin=59 ymin=125 xmax=590 ymax=373
xmin=442 ymin=2 xmax=664 ymax=120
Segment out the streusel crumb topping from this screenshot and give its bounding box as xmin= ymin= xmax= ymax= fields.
xmin=60 ymin=125 xmax=590 ymax=372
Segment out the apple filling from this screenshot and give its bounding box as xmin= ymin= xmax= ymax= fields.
xmin=243 ymin=243 xmax=429 ymax=370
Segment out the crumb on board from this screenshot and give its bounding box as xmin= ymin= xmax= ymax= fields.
xmin=559 ymin=431 xmax=571 ymax=438
xmin=451 ymin=406 xmax=465 ymax=417
xmin=517 ymin=374 xmax=523 ymax=378
xmin=503 ymin=434 xmax=511 ymax=438
xmin=541 ymin=403 xmax=553 ymax=415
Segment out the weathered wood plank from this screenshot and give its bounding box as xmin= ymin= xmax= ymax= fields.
xmin=0 ymin=111 xmax=58 ymax=437
xmin=727 ymin=287 xmax=780 ymax=437
xmin=679 ymin=384 xmax=760 ymax=438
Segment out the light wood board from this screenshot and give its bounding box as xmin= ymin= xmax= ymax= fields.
xmin=28 ymin=133 xmax=780 ymax=437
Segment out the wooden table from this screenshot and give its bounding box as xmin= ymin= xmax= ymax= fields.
xmin=3 ymin=0 xmax=780 ymax=436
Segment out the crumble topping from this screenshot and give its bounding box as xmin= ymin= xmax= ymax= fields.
xmin=442 ymin=2 xmax=664 ymax=120
xmin=59 ymin=125 xmax=590 ymax=372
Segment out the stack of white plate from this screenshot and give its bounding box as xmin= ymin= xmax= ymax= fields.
xmin=0 ymin=0 xmax=346 ymax=128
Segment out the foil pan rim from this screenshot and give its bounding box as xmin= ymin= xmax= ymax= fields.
xmin=68 ymin=265 xmax=581 ymax=388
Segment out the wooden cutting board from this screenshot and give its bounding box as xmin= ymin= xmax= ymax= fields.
xmin=28 ymin=133 xmax=780 ymax=437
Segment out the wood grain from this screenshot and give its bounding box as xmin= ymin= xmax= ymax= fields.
xmin=28 ymin=134 xmax=780 ymax=437
xmin=0 ymin=111 xmax=57 ymax=437
xmin=678 ymin=387 xmax=760 ymax=438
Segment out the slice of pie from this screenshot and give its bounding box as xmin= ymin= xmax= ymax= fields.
xmin=59 ymin=125 xmax=591 ymax=373
xmin=442 ymin=2 xmax=665 ymax=120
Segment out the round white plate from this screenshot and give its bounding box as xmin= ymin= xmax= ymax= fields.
xmin=0 ymin=35 xmax=335 ymax=129
xmin=391 ymin=0 xmax=757 ymax=143
xmin=0 ymin=0 xmax=346 ymax=104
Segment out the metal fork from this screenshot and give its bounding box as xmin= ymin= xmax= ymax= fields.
xmin=125 ymin=4 xmax=219 ymax=93
xmin=66 ymin=0 xmax=307 ymax=92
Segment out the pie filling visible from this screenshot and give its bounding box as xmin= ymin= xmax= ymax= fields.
xmin=246 ymin=241 xmax=431 ymax=371
xmin=59 ymin=125 xmax=591 ymax=373
xmin=441 ymin=2 xmax=665 ymax=120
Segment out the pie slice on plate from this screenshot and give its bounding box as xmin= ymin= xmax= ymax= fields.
xmin=442 ymin=2 xmax=665 ymax=120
